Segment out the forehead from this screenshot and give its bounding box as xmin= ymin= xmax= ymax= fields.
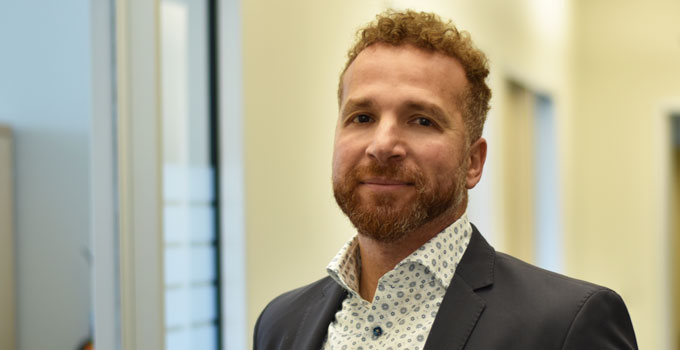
xmin=341 ymin=44 xmax=468 ymax=106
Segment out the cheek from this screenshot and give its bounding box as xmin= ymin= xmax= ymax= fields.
xmin=419 ymin=146 xmax=463 ymax=180
xmin=332 ymin=139 xmax=360 ymax=179
xmin=331 ymin=153 xmax=343 ymax=181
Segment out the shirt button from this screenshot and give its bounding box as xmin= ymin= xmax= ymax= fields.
xmin=373 ymin=326 xmax=383 ymax=337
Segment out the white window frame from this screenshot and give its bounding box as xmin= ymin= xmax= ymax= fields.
xmin=92 ymin=0 xmax=165 ymax=349
xmin=93 ymin=1 xmax=248 ymax=348
xmin=218 ymin=0 xmax=247 ymax=349
xmin=116 ymin=0 xmax=165 ymax=348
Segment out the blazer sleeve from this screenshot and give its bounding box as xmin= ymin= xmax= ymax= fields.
xmin=561 ymin=289 xmax=638 ymax=350
xmin=253 ymin=308 xmax=264 ymax=350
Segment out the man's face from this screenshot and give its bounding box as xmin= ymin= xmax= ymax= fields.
xmin=333 ymin=44 xmax=478 ymax=242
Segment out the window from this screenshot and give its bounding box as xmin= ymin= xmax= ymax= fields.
xmin=161 ymin=0 xmax=221 ymax=348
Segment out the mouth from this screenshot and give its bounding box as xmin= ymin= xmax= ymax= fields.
xmin=360 ymin=178 xmax=415 ymax=186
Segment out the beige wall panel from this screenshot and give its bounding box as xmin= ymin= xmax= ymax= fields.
xmin=0 ymin=126 xmax=15 ymax=350
xmin=571 ymin=0 xmax=680 ymax=348
xmin=502 ymin=83 xmax=536 ymax=263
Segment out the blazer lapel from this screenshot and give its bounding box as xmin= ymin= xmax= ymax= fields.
xmin=291 ymin=279 xmax=347 ymax=349
xmin=424 ymin=225 xmax=495 ymax=350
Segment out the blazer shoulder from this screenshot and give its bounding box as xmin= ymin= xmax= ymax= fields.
xmin=561 ymin=287 xmax=638 ymax=349
xmin=491 ymin=251 xmax=623 ymax=316
xmin=484 ymin=252 xmax=637 ymax=348
xmin=494 ymin=251 xmax=602 ymax=292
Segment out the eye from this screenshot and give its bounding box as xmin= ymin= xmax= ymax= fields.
xmin=352 ymin=114 xmax=372 ymax=124
xmin=414 ymin=117 xmax=433 ymax=127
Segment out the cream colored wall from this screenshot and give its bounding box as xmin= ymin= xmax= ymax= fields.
xmin=242 ymin=0 xmax=676 ymax=348
xmin=501 ymin=82 xmax=537 ymax=263
xmin=570 ymin=1 xmax=680 ymax=348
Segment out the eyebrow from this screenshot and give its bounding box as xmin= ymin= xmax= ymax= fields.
xmin=401 ymin=100 xmax=452 ymax=128
xmin=340 ymin=98 xmax=376 ymax=117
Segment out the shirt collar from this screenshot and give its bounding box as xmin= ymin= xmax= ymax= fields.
xmin=326 ymin=235 xmax=361 ymax=293
xmin=327 ymin=212 xmax=472 ymax=293
xmin=396 ymin=212 xmax=472 ymax=289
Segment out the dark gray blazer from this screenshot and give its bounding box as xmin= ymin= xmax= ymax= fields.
xmin=254 ymin=226 xmax=637 ymax=349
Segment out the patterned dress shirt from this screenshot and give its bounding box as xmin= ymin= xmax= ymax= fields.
xmin=322 ymin=213 xmax=473 ymax=350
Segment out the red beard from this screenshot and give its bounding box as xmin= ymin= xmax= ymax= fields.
xmin=333 ymin=161 xmax=466 ymax=242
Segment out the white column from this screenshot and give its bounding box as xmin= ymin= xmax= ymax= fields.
xmin=116 ymin=0 xmax=165 ymax=348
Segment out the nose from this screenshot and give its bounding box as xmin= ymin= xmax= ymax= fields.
xmin=365 ymin=118 xmax=406 ymax=163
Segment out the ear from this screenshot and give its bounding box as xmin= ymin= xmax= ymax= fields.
xmin=466 ymin=137 xmax=487 ymax=189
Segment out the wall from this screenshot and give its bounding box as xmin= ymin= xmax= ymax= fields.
xmin=570 ymin=0 xmax=680 ymax=348
xmin=0 ymin=1 xmax=93 ymax=349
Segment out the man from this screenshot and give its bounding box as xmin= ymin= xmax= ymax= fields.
xmin=254 ymin=10 xmax=637 ymax=350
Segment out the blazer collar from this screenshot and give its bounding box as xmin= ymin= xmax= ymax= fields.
xmin=454 ymin=224 xmax=495 ymax=290
xmin=291 ymin=278 xmax=347 ymax=349
xmin=424 ymin=224 xmax=495 ymax=350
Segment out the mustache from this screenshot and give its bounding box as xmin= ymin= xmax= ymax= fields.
xmin=349 ymin=162 xmax=424 ymax=187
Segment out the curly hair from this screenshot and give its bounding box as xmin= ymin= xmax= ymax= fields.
xmin=339 ymin=10 xmax=491 ymax=141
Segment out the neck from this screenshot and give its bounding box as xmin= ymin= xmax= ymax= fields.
xmin=357 ymin=203 xmax=466 ymax=301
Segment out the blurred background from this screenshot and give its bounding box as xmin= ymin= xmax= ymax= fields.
xmin=0 ymin=0 xmax=679 ymax=349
